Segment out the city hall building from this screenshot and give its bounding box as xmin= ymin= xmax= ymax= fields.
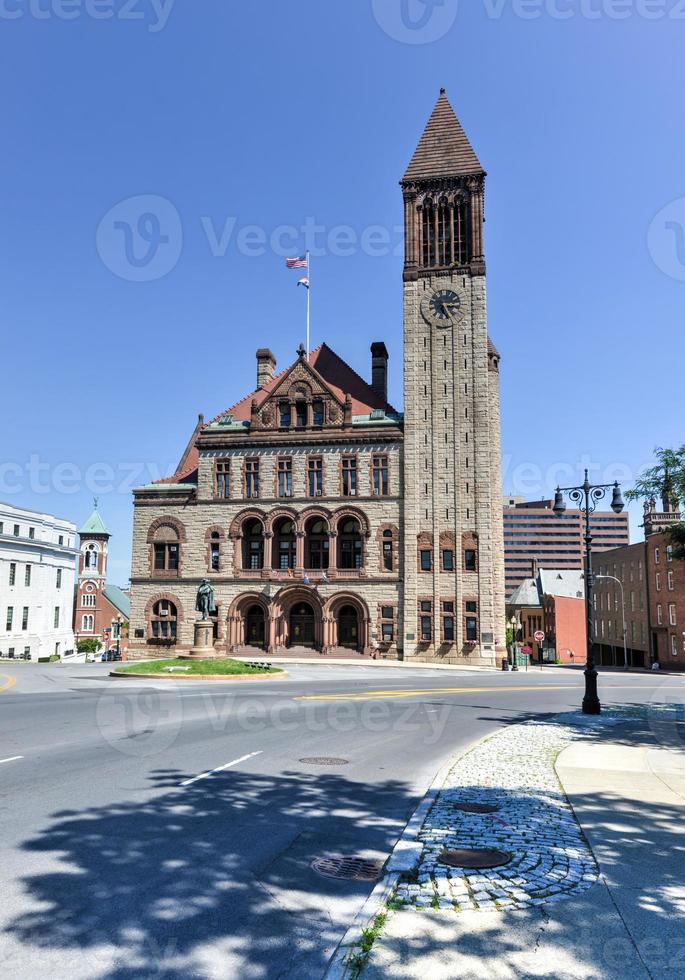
xmin=128 ymin=91 xmax=506 ymax=665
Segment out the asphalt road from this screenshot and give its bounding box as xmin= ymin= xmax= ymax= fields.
xmin=0 ymin=661 xmax=682 ymax=979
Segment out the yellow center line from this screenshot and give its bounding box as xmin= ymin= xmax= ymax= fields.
xmin=295 ymin=682 xmax=665 ymax=702
xmin=0 ymin=675 xmax=17 ymax=693
xmin=296 ymin=684 xmax=576 ymax=702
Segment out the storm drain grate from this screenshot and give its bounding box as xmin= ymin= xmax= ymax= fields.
xmin=452 ymin=802 xmax=500 ymax=814
xmin=299 ymin=757 xmax=349 ymax=766
xmin=311 ymin=855 xmax=383 ymax=881
xmin=439 ymin=848 xmax=512 ymax=870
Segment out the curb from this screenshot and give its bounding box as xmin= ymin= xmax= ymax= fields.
xmin=323 ymin=729 xmax=501 ymax=979
xmin=232 ymin=656 xmax=499 ymax=672
xmin=108 ymin=670 xmax=289 ymax=681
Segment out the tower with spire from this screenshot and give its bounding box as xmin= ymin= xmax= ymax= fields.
xmin=73 ymin=501 xmax=130 ymax=653
xmin=400 ymin=89 xmax=506 ymax=663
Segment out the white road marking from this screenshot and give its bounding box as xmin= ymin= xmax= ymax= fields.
xmin=0 ymin=756 xmax=24 ymax=765
xmin=180 ymin=751 xmax=263 ymax=787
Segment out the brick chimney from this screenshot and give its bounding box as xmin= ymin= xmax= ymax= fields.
xmin=256 ymin=349 xmax=276 ymax=388
xmin=370 ymin=342 xmax=389 ymax=403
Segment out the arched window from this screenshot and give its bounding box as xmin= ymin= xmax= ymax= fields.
xmin=274 ymin=518 xmax=296 ymax=570
xmin=81 ymin=614 xmax=94 ymax=632
xmin=305 ymin=517 xmax=329 ymax=570
xmin=150 ymin=599 xmax=177 ymax=641
xmin=421 ymin=194 xmax=470 ymax=267
xmin=339 ymin=518 xmax=363 ymax=570
xmin=210 ymin=532 xmax=221 ymax=572
xmin=437 ymin=196 xmax=451 ymax=266
xmin=382 ymin=529 xmax=393 ymax=571
xmin=242 ymin=519 xmax=264 ymax=571
xmin=152 ymin=525 xmax=180 ymax=574
xmin=84 ymin=544 xmax=98 ymax=569
xmin=421 ymin=199 xmax=434 ymax=267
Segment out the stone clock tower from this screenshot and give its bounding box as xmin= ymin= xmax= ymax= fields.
xmin=400 ymin=89 xmax=505 ymax=666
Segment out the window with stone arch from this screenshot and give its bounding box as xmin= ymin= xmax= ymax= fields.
xmin=153 ymin=527 xmax=180 ymax=575
xmin=377 ymin=524 xmax=399 ymax=573
xmin=150 ymin=599 xmax=178 ymax=642
xmin=338 ymin=517 xmax=363 ymax=570
xmin=241 ymin=518 xmax=264 ymax=571
xmin=305 ymin=516 xmax=330 ymax=570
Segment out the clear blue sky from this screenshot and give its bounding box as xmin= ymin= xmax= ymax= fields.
xmin=1 ymin=1 xmax=683 ymax=583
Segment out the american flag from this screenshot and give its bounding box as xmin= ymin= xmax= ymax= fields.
xmin=286 ymin=255 xmax=308 ymax=269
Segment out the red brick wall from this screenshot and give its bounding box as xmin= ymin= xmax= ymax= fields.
xmin=646 ymin=532 xmax=685 ymax=669
xmin=552 ymin=596 xmax=587 ymax=664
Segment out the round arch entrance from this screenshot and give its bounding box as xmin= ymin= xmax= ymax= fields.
xmin=337 ymin=604 xmax=360 ymax=650
xmin=288 ymin=602 xmax=316 ymax=648
xmin=245 ymin=604 xmax=266 ymax=649
xmin=324 ymin=594 xmax=372 ymax=656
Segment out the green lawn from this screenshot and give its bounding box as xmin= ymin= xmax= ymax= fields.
xmin=115 ymin=658 xmax=282 ymax=676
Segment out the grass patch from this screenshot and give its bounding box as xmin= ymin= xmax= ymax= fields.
xmin=115 ymin=658 xmax=282 ymax=676
xmin=349 ymin=911 xmax=388 ymax=979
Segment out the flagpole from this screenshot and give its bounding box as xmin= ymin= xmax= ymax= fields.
xmin=306 ymin=250 xmax=311 ymax=362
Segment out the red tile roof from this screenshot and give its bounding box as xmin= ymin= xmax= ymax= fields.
xmin=403 ymin=89 xmax=484 ymax=182
xmin=155 ymin=343 xmax=398 ymax=484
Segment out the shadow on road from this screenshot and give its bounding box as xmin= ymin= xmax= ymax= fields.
xmin=4 ymin=766 xmax=418 ymax=978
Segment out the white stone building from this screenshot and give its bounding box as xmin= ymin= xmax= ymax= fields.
xmin=0 ymin=502 xmax=78 ymax=661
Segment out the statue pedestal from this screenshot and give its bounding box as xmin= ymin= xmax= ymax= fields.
xmin=179 ymin=620 xmax=223 ymax=661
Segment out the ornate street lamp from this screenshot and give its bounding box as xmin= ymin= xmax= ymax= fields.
xmin=553 ymin=470 xmax=625 ymax=714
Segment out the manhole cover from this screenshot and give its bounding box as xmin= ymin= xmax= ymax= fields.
xmin=453 ymin=802 xmax=499 ymax=814
xmin=439 ymin=848 xmax=512 ymax=870
xmin=299 ymin=757 xmax=349 ymax=766
xmin=311 ymin=855 xmax=383 ymax=881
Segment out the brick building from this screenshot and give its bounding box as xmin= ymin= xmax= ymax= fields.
xmin=508 ymin=569 xmax=585 ymax=664
xmin=593 ymin=496 xmax=684 ymax=670
xmin=593 ymin=541 xmax=650 ymax=668
xmin=73 ymin=506 xmax=130 ymax=655
xmin=128 ymin=91 xmax=506 ymax=665
xmin=504 ymin=498 xmax=629 ymax=596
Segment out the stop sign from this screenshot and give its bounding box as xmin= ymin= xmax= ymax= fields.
xmin=534 ymin=631 xmax=545 ymax=643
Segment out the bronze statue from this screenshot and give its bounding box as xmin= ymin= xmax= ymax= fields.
xmin=195 ymin=578 xmax=216 ymax=620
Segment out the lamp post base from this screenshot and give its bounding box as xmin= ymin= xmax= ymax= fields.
xmin=582 ymin=664 xmax=601 ymax=715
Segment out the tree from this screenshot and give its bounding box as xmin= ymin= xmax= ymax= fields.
xmin=627 ymin=446 xmax=685 ymax=559
xmin=77 ymin=638 xmax=101 ymax=654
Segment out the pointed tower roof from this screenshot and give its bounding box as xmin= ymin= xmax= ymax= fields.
xmin=403 ymin=89 xmax=484 ymax=182
xmin=78 ymin=503 xmax=109 ymax=536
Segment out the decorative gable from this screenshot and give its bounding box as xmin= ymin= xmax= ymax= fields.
xmin=251 ymin=351 xmax=346 ymax=432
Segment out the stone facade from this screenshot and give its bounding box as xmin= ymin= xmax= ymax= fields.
xmin=128 ymin=91 xmax=506 ymax=666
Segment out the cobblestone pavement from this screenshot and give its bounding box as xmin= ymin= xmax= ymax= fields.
xmin=394 ymin=715 xmax=616 ymax=912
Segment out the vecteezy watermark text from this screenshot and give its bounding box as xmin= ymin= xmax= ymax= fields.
xmin=0 ymin=455 xmax=177 ymax=497
xmin=371 ymin=0 xmax=685 ymax=42
xmin=0 ymin=0 xmax=176 ymax=32
xmin=96 ymin=194 xmax=405 ymax=282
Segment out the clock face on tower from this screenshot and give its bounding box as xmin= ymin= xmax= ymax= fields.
xmin=420 ymin=287 xmax=463 ymax=328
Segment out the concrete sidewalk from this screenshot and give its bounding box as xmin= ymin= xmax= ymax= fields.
xmin=359 ymin=715 xmax=685 ymax=979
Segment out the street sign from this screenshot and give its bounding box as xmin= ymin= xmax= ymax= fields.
xmin=534 ymin=631 xmax=545 ymax=643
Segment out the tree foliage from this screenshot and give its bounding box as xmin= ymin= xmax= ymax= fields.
xmin=627 ymin=446 xmax=685 ymax=560
xmin=626 ymin=445 xmax=685 ymax=505
xmin=77 ymin=638 xmax=101 ymax=654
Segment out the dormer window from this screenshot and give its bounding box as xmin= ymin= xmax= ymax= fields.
xmin=312 ymin=400 xmax=324 ymax=426
xmin=295 ymin=400 xmax=307 ymax=428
